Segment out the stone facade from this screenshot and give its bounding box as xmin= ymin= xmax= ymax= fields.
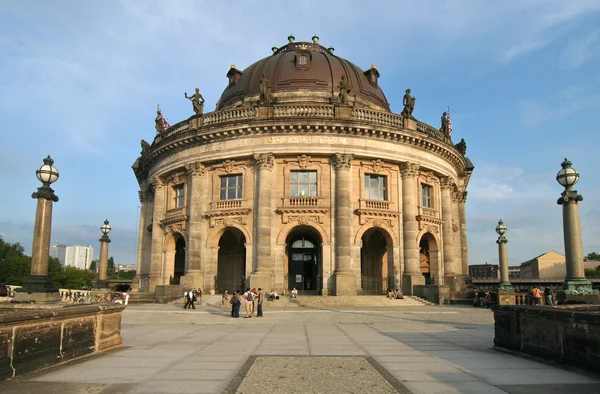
xmin=132 ymin=39 xmax=474 ymax=297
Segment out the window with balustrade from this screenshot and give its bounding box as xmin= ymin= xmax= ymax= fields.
xmin=220 ymin=174 xmax=243 ymax=200
xmin=173 ymin=184 xmax=185 ymax=208
xmin=290 ymin=171 xmax=317 ymax=197
xmin=364 ymin=174 xmax=387 ymax=200
xmin=421 ymin=184 xmax=433 ymax=208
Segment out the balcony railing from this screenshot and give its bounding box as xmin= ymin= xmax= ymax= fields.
xmin=274 ymin=105 xmax=334 ymax=118
xmin=418 ymin=206 xmax=439 ymax=218
xmin=211 ymin=200 xmax=243 ymax=210
xmin=165 ymin=207 xmax=186 ymax=220
xmin=360 ymin=199 xmax=390 ymax=210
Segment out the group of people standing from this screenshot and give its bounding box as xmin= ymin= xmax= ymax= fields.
xmin=228 ymin=288 xmax=264 ymax=318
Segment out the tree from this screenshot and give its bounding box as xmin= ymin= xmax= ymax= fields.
xmin=89 ymin=260 xmax=96 ymax=272
xmin=108 ymin=257 xmax=115 ymax=275
xmin=0 ymin=236 xmax=31 ymax=285
xmin=586 ymin=252 xmax=600 ymax=261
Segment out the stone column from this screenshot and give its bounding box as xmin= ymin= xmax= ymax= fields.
xmin=333 ymin=153 xmax=356 ymax=295
xmin=97 ymin=230 xmax=110 ymax=289
xmin=17 ymin=174 xmax=60 ymax=302
xmin=440 ymin=177 xmax=455 ymax=277
xmin=557 ymin=176 xmax=597 ymax=301
xmin=497 ymin=230 xmax=512 ymax=291
xmin=249 ymin=153 xmax=275 ymax=291
xmin=149 ymin=176 xmax=166 ymax=291
xmin=180 ymin=161 xmax=206 ymax=289
xmin=400 ymin=162 xmax=423 ymax=295
xmin=458 ymin=192 xmax=469 ymax=276
xmin=451 ymin=191 xmax=462 ymax=274
xmin=132 ymin=189 xmax=150 ymax=292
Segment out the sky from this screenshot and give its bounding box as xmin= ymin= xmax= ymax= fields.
xmin=1 ymin=1 xmax=600 ymax=268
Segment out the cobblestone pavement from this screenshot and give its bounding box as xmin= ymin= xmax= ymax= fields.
xmin=2 ymin=304 xmax=600 ymax=394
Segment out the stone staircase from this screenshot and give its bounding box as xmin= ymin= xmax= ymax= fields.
xmin=127 ymin=292 xmax=155 ymax=304
xmin=293 ymin=295 xmax=434 ymax=307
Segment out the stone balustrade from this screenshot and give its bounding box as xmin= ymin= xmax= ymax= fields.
xmin=203 ymin=107 xmax=256 ymax=126
xmin=287 ymin=197 xmax=320 ymax=207
xmin=352 ymin=108 xmax=403 ymax=127
xmin=212 ymin=200 xmax=243 ymax=210
xmin=274 ymin=105 xmax=334 ymax=117
xmin=165 ymin=207 xmax=186 ymax=220
xmin=361 ymin=199 xmax=390 ymax=210
xmin=418 ymin=206 xmax=439 ymax=218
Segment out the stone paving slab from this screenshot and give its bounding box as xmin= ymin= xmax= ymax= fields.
xmin=1 ymin=305 xmax=599 ymax=394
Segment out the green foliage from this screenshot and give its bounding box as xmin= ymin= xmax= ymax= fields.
xmin=110 ymin=270 xmax=136 ymax=280
xmin=89 ymin=260 xmax=96 ymax=272
xmin=586 ymin=252 xmax=600 ymax=261
xmin=52 ymin=266 xmax=97 ymax=289
xmin=0 ymin=236 xmax=31 ymax=285
xmin=585 ymin=266 xmax=600 ymax=278
xmin=108 ymin=257 xmax=115 ymax=274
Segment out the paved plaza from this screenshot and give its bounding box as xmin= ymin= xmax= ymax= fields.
xmin=2 ymin=303 xmax=599 ymax=394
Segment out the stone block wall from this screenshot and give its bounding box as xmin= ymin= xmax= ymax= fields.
xmin=492 ymin=305 xmax=600 ymax=373
xmin=0 ymin=304 xmax=124 ymax=380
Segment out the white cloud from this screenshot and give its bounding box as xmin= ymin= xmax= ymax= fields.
xmin=561 ymin=29 xmax=600 ymax=68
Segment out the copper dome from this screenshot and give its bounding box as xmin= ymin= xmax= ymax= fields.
xmin=217 ymin=40 xmax=390 ymax=112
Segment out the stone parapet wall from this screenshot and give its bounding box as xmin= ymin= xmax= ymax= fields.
xmin=0 ymin=303 xmax=125 ymax=380
xmin=492 ymin=305 xmax=600 ymax=373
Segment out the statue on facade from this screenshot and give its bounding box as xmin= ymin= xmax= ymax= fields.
xmin=338 ymin=75 xmax=352 ymax=104
xmin=185 ymin=88 xmax=205 ymax=115
xmin=140 ymin=139 xmax=151 ymax=154
xmin=402 ymin=89 xmax=416 ymax=117
xmin=155 ymin=106 xmax=170 ymax=134
xmin=259 ymin=73 xmax=273 ymax=105
xmin=440 ymin=112 xmax=449 ymax=136
xmin=455 ymin=138 xmax=467 ymax=155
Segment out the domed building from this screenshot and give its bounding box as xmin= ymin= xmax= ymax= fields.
xmin=132 ymin=35 xmax=474 ymax=299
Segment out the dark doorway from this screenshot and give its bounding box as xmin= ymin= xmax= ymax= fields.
xmin=174 ymin=236 xmax=186 ymax=285
xmin=217 ymin=228 xmax=246 ymax=293
xmin=288 ymin=234 xmax=318 ymax=293
xmin=420 ymin=238 xmax=431 ymax=284
xmin=360 ymin=228 xmax=390 ymax=294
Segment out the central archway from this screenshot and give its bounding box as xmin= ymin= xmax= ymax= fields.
xmin=217 ymin=228 xmax=246 ymax=293
xmin=285 ymin=226 xmax=322 ymax=295
xmin=360 ymin=228 xmax=392 ymax=294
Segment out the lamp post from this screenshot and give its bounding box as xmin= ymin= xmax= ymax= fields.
xmin=97 ymin=219 xmax=111 ymax=289
xmin=495 ymin=219 xmax=513 ymax=291
xmin=555 ymin=158 xmax=597 ymax=301
xmin=16 ymin=156 xmax=60 ymax=302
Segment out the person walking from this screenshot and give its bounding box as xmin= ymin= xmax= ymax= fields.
xmin=243 ymin=288 xmax=254 ymax=318
xmin=222 ymin=290 xmax=229 ymax=310
xmin=257 ymin=288 xmax=264 ymax=317
xmin=544 ymin=287 xmax=553 ymax=306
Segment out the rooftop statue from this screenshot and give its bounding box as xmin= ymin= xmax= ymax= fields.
xmin=338 ymin=75 xmax=352 ymax=105
xmin=185 ymin=88 xmax=205 ymax=115
xmin=440 ymin=112 xmax=449 ymax=136
xmin=455 ymin=138 xmax=467 ymax=155
xmin=259 ymin=73 xmax=273 ymax=105
xmin=140 ymin=139 xmax=151 ymax=154
xmin=155 ymin=106 xmax=170 ymax=134
xmin=401 ymin=89 xmax=416 ymax=117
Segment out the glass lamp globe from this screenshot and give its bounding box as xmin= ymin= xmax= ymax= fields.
xmin=495 ymin=220 xmax=507 ymax=236
xmin=101 ymin=220 xmax=111 ymax=235
xmin=36 ymin=155 xmax=59 ymax=185
xmin=556 ymin=158 xmax=579 ymax=188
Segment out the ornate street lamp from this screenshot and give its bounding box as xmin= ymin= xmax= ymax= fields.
xmin=555 ymin=158 xmax=597 ymax=302
xmin=17 ymin=156 xmax=60 ymax=302
xmin=97 ymin=219 xmax=112 ymax=289
xmin=495 ymin=220 xmax=512 ymax=291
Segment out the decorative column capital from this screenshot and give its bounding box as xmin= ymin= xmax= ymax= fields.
xmin=400 ymin=162 xmax=419 ymax=178
xmin=99 ymin=234 xmax=111 ymax=243
xmin=138 ymin=190 xmax=151 ymax=203
xmin=496 ymin=236 xmax=508 ymax=244
xmin=440 ymin=176 xmax=452 ymax=190
xmin=557 ymin=189 xmax=583 ymax=205
xmin=254 ymin=153 xmax=274 ymax=170
xmin=333 ymin=153 xmax=353 ymax=170
xmin=185 ymin=161 xmax=206 ymax=177
xmin=459 ymin=191 xmax=468 ymax=203
xmin=150 ymin=176 xmax=164 ymax=189
xmin=32 ymin=185 xmax=59 ymax=202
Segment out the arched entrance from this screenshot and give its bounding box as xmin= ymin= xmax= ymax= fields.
xmin=419 ymin=232 xmax=439 ymax=285
xmin=361 ymin=228 xmax=392 ymax=294
xmin=174 ymin=237 xmax=186 ymax=284
xmin=217 ymin=228 xmax=246 ymax=293
xmin=286 ymin=228 xmax=321 ymax=294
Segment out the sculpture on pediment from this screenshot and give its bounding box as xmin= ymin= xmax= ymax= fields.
xmin=455 ymin=138 xmax=467 ymax=155
xmin=259 ymin=73 xmax=273 ymax=105
xmin=141 ymin=139 xmax=151 ymax=154
xmin=155 ymin=106 xmax=170 ymax=133
xmin=440 ymin=112 xmax=449 ymax=136
xmin=185 ymin=88 xmax=205 ymax=115
xmin=401 ymin=89 xmax=416 ymax=117
xmin=338 ymin=75 xmax=352 ymax=105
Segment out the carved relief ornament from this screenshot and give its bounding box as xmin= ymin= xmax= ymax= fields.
xmin=419 ymin=170 xmax=439 ymax=185
xmin=372 ymin=159 xmax=384 ymax=173
xmin=254 ymin=153 xmax=274 ymax=170
xmin=165 ymin=222 xmax=187 ymax=236
xmin=400 ymin=162 xmax=419 ymax=178
xmin=185 ymin=161 xmax=206 ymax=177
xmin=297 ymin=154 xmax=312 ymax=169
xmin=440 ymin=176 xmax=452 ymax=189
xmin=150 ymin=176 xmax=164 ymax=189
xmin=223 ymin=159 xmax=237 ymax=173
xmin=333 ymin=153 xmax=353 ymax=170
xmin=167 ymin=171 xmax=186 ymax=185
xmin=138 ymin=190 xmax=152 ymax=203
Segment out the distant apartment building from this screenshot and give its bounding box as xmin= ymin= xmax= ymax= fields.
xmin=508 ymin=266 xmax=521 ymax=279
xmin=469 ymin=263 xmax=499 ymax=279
xmin=519 ymin=251 xmax=565 ymax=279
xmin=65 ymin=245 xmax=94 ymax=270
xmin=50 ymin=244 xmax=67 ymax=266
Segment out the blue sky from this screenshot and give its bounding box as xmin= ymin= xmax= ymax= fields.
xmin=1 ymin=1 xmax=600 ymax=268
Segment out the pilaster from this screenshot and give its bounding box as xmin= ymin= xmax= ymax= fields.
xmin=400 ymin=161 xmax=423 ymax=294
xmin=333 ymin=153 xmax=356 ymax=295
xmin=149 ymin=176 xmax=166 ymax=291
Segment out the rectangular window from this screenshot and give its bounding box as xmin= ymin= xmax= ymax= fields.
xmin=290 ymin=171 xmax=317 ymax=197
xmin=421 ymin=184 xmax=433 ymax=208
xmin=364 ymin=174 xmax=387 ymax=200
xmin=174 ymin=185 xmax=185 ymax=208
xmin=220 ymin=174 xmax=243 ymax=200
